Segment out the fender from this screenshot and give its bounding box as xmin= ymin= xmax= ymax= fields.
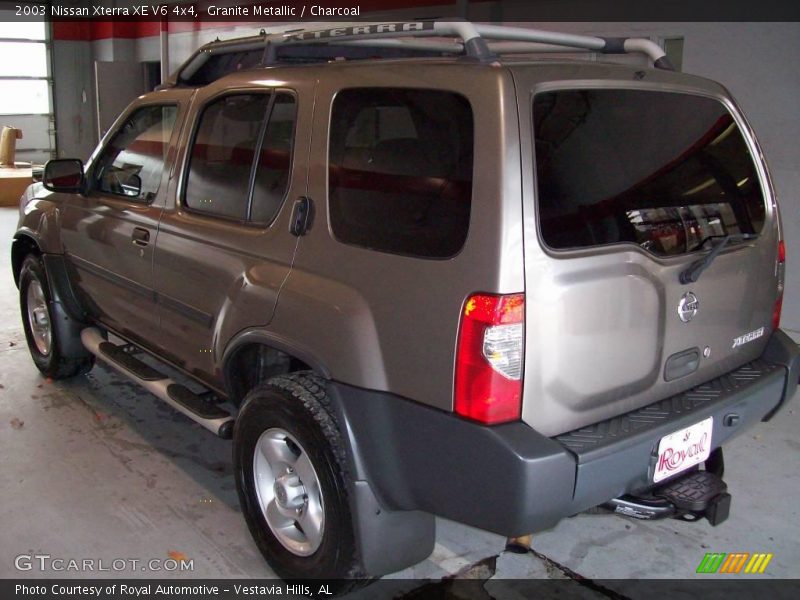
xmin=41 ymin=254 xmax=93 ymax=359
xmin=12 ymin=232 xmax=91 ymax=359
xmin=761 ymin=329 xmax=800 ymax=419
xmin=15 ymin=193 xmax=65 ymax=255
xmin=220 ymin=328 xmax=332 ymax=388
xmin=13 ymin=192 xmax=91 ymax=359
xmin=220 ymin=329 xmax=435 ymax=576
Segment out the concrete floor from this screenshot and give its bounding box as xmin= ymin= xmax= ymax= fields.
xmin=1 ymin=206 xmax=798 ymax=594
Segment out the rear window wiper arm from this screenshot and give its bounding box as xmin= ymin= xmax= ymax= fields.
xmin=680 ymin=233 xmax=758 ymax=284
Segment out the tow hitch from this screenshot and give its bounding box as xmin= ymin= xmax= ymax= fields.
xmin=604 ymin=450 xmax=731 ymax=526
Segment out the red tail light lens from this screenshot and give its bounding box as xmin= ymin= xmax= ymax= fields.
xmin=454 ymin=293 xmax=524 ymax=424
xmin=772 ymin=295 xmax=783 ymax=330
xmin=774 ymin=240 xmax=785 ymax=329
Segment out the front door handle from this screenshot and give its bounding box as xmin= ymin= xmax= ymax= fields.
xmin=132 ymin=227 xmax=150 ymax=247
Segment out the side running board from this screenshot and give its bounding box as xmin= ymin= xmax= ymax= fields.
xmin=80 ymin=328 xmax=234 ymax=439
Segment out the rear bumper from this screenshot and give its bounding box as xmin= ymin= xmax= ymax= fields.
xmin=329 ymin=329 xmax=799 ymax=537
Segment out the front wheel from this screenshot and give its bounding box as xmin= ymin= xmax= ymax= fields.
xmin=233 ymin=373 xmax=368 ymax=591
xmin=19 ymin=254 xmax=93 ymax=379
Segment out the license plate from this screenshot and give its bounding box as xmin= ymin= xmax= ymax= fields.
xmin=653 ymin=417 xmax=713 ymax=483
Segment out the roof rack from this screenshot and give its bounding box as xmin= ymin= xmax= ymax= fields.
xmin=163 ymin=20 xmax=674 ymax=88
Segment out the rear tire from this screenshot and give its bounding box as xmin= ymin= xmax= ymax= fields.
xmin=233 ymin=372 xmax=370 ymax=593
xmin=19 ymin=254 xmax=93 ymax=379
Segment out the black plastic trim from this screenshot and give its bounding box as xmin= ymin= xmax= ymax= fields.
xmin=350 ymin=481 xmax=435 ymax=577
xmin=69 ymin=254 xmax=154 ymax=300
xmin=761 ymin=329 xmax=800 ymax=419
xmin=556 ymin=359 xmax=781 ymax=461
xmin=99 ymin=341 xmax=167 ymax=381
xmin=222 ymin=330 xmax=331 ymax=385
xmin=655 ymin=470 xmax=727 ymax=512
xmin=167 ymin=384 xmax=230 ymax=419
xmin=324 ymin=331 xmax=795 ymax=538
xmin=463 ymin=37 xmax=495 ymax=61
xmin=157 ymin=293 xmax=213 ymax=328
xmin=654 ymin=56 xmax=676 ymax=71
xmin=42 ymin=255 xmax=88 ymax=319
xmin=68 ymin=254 xmax=214 ymax=328
xmin=664 ymin=347 xmax=700 ymax=381
xmin=600 ymin=37 xmax=627 ymax=54
xmin=325 ymin=381 xmax=576 ymax=536
xmin=41 ymin=254 xmax=93 ymax=359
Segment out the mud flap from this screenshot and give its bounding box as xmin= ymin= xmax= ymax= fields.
xmin=42 ymin=254 xmax=93 ymax=359
xmin=351 ymin=480 xmax=435 ymax=577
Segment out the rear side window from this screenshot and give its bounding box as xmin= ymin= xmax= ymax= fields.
xmin=533 ymin=89 xmax=766 ymax=256
xmin=329 ymin=88 xmax=473 ymax=258
xmin=184 ymin=92 xmax=296 ymax=223
xmin=251 ymin=95 xmax=296 ymax=223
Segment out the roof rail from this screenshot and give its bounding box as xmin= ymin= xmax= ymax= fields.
xmin=162 ymin=20 xmax=674 ymax=88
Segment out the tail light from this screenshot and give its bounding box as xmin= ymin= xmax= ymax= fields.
xmin=454 ymin=293 xmax=524 ymax=424
xmin=773 ymin=240 xmax=785 ymax=329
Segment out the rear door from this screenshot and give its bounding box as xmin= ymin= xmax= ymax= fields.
xmin=152 ymin=74 xmax=311 ymax=386
xmin=514 ymin=67 xmax=781 ymax=436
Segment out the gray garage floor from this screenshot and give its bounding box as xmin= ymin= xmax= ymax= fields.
xmin=1 ymin=206 xmax=798 ymax=595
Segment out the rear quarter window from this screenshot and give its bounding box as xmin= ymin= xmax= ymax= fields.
xmin=329 ymin=88 xmax=473 ymax=258
xmin=533 ymin=89 xmax=766 ymax=256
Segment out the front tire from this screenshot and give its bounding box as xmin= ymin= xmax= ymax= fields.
xmin=19 ymin=254 xmax=93 ymax=379
xmin=233 ymin=373 xmax=367 ymax=590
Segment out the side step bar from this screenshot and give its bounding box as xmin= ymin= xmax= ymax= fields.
xmin=80 ymin=328 xmax=234 ymax=439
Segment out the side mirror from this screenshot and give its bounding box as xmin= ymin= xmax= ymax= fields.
xmin=121 ymin=173 xmax=142 ymax=198
xmin=43 ymin=159 xmax=85 ymax=194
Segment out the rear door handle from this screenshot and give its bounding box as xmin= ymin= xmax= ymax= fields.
xmin=290 ymin=196 xmax=313 ymax=237
xmin=132 ymin=227 xmax=150 ymax=247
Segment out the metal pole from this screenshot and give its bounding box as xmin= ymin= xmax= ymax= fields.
xmin=160 ymin=16 xmax=169 ymax=84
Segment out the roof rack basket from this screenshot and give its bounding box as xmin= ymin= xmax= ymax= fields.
xmin=165 ymin=20 xmax=674 ymax=88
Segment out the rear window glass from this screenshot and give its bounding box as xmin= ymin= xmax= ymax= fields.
xmin=185 ymin=93 xmax=269 ymax=220
xmin=184 ymin=92 xmax=296 ymax=223
xmin=329 ymin=88 xmax=473 ymax=258
xmin=533 ymin=89 xmax=766 ymax=256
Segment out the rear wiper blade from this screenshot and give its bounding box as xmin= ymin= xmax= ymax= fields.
xmin=689 ymin=233 xmax=758 ymax=253
xmin=680 ymin=233 xmax=758 ymax=284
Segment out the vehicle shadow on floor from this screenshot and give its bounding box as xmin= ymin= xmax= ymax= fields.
xmin=57 ymin=360 xmax=240 ymax=511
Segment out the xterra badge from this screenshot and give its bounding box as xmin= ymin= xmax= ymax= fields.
xmin=732 ymin=327 xmax=765 ymax=349
xmin=678 ymin=292 xmax=699 ymax=323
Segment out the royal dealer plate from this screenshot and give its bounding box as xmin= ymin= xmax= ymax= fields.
xmin=653 ymin=416 xmax=713 ymax=483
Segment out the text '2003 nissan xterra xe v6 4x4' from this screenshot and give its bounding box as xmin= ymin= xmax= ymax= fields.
xmin=12 ymin=21 xmax=800 ymax=588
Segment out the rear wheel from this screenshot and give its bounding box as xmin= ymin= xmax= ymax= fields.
xmin=233 ymin=372 xmax=369 ymax=592
xmin=19 ymin=254 xmax=93 ymax=379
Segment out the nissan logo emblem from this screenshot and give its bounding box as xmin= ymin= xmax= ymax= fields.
xmin=678 ymin=291 xmax=699 ymax=323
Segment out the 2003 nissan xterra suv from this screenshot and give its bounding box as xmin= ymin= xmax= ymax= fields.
xmin=12 ymin=21 xmax=800 ymax=587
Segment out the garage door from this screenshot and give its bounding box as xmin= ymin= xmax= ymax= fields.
xmin=0 ymin=11 xmax=54 ymax=165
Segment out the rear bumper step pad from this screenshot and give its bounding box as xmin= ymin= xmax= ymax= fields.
xmin=556 ymin=359 xmax=781 ymax=461
xmin=605 ymin=469 xmax=731 ymax=526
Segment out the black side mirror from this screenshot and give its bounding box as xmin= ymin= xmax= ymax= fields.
xmin=43 ymin=159 xmax=85 ymax=194
xmin=122 ymin=173 xmax=142 ymax=198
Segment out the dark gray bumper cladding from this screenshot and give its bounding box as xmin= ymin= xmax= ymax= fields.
xmin=326 ymin=382 xmax=576 ymax=535
xmin=761 ymin=329 xmax=800 ymax=419
xmin=326 ymin=330 xmax=798 ymax=574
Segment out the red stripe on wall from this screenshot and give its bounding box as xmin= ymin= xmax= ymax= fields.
xmin=51 ymin=0 xmax=473 ymax=41
xmin=53 ymin=21 xmax=162 ymax=41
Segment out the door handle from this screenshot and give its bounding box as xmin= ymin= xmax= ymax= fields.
xmin=132 ymin=227 xmax=150 ymax=247
xmin=290 ymin=196 xmax=313 ymax=237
